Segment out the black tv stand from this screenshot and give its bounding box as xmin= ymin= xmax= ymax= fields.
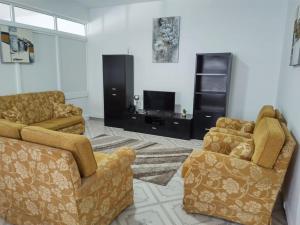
xmin=124 ymin=110 xmax=193 ymax=140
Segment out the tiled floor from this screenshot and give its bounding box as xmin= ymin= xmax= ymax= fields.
xmin=0 ymin=119 xmax=288 ymax=225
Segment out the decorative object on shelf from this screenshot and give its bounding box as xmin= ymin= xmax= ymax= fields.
xmin=133 ymin=95 xmax=140 ymax=112
xmin=182 ymin=109 xmax=187 ymax=118
xmin=291 ymin=5 xmax=300 ymax=66
xmin=152 ymin=16 xmax=180 ymax=63
xmin=0 ymin=25 xmax=34 ymax=63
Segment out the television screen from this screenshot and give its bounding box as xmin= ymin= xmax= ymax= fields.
xmin=143 ymin=90 xmax=175 ymax=112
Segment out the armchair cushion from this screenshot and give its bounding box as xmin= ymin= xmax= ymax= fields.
xmin=216 ymin=117 xmax=255 ymax=133
xmin=252 ymin=118 xmax=285 ymax=168
xmin=0 ymin=119 xmax=26 ymax=139
xmin=210 ymin=127 xmax=253 ymax=139
xmin=255 ymin=105 xmax=275 ymax=124
xmin=21 ymin=126 xmax=97 ymax=177
xmin=203 ymin=131 xmax=253 ymax=155
xmin=53 ymin=102 xmax=83 ymax=118
xmin=229 ymin=142 xmax=254 ymax=161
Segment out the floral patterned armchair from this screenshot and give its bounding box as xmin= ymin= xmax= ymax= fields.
xmin=182 ymin=119 xmax=296 ymax=225
xmin=211 ymin=105 xmax=276 ymax=138
xmin=0 ymin=126 xmax=136 ymax=225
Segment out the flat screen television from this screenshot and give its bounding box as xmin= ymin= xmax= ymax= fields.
xmin=143 ymin=90 xmax=175 ymax=112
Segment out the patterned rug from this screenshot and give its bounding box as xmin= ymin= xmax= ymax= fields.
xmin=90 ymin=134 xmax=193 ymax=186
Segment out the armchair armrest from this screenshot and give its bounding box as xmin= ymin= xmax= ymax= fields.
xmin=76 ymin=148 xmax=136 ymax=199
xmin=203 ymin=131 xmax=253 ymax=155
xmin=216 ymin=117 xmax=255 ymax=133
xmin=184 ymin=151 xmax=282 ymax=217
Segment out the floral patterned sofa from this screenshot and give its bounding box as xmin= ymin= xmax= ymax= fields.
xmin=182 ymin=117 xmax=296 ymax=225
xmin=0 ymin=91 xmax=85 ymax=134
xmin=0 ymin=125 xmax=136 ymax=225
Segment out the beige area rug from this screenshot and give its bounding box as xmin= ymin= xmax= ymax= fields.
xmin=90 ymin=134 xmax=193 ymax=186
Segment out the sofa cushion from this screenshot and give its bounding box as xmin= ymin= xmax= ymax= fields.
xmin=21 ymin=126 xmax=97 ymax=177
xmin=0 ymin=119 xmax=26 ymax=139
xmin=53 ymin=103 xmax=82 ymax=118
xmin=32 ymin=116 xmax=84 ymax=131
xmin=252 ymin=118 xmax=285 ymax=168
xmin=1 ymin=106 xmax=27 ymax=124
xmin=229 ymin=142 xmax=254 ymax=161
xmin=255 ymin=105 xmax=275 ymax=124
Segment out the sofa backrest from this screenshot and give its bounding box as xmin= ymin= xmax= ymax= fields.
xmin=21 ymin=126 xmax=97 ymax=177
xmin=252 ymin=117 xmax=285 ymax=168
xmin=255 ymin=105 xmax=275 ymax=124
xmin=0 ymin=91 xmax=65 ymax=124
xmin=255 ymin=105 xmax=275 ymax=123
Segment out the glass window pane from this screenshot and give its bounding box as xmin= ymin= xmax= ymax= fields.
xmin=0 ymin=3 xmax=11 ymax=21
xmin=57 ymin=18 xmax=85 ymax=36
xmin=14 ymin=7 xmax=54 ymax=30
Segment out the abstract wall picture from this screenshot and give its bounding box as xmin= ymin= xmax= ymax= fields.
xmin=0 ymin=25 xmax=34 ymax=63
xmin=291 ymin=6 xmax=300 ymax=66
xmin=153 ymin=16 xmax=180 ymax=63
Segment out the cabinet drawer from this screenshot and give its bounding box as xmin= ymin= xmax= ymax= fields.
xmin=124 ymin=114 xmax=144 ymax=132
xmin=166 ymin=119 xmax=192 ymax=139
xmin=193 ymin=112 xmax=223 ymax=139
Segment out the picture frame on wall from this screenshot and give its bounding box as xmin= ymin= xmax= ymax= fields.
xmin=290 ymin=5 xmax=300 ymax=66
xmin=0 ymin=25 xmax=35 ymax=64
xmin=152 ymin=16 xmax=180 ymax=63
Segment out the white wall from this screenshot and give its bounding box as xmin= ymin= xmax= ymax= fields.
xmin=0 ymin=0 xmax=89 ymax=116
xmin=276 ymin=0 xmax=300 ymax=224
xmin=87 ymin=0 xmax=287 ymax=119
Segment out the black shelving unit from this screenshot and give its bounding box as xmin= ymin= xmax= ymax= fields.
xmin=192 ymin=53 xmax=233 ymax=139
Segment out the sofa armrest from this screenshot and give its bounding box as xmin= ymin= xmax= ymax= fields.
xmin=76 ymin=148 xmax=136 ymax=199
xmin=184 ymin=150 xmax=282 ymax=215
xmin=203 ymin=131 xmax=253 ymax=155
xmin=71 ymin=105 xmax=83 ymax=116
xmin=216 ymin=117 xmax=255 ymax=133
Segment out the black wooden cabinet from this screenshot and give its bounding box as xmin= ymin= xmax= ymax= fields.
xmin=124 ymin=111 xmax=193 ymax=140
xmin=103 ymin=55 xmax=134 ymax=128
xmin=192 ymin=53 xmax=233 ymax=139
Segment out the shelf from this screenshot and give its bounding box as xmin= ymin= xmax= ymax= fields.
xmin=196 ymin=73 xmax=227 ymax=76
xmin=195 ymin=106 xmax=225 ymax=113
xmin=195 ymin=91 xmax=226 ymax=95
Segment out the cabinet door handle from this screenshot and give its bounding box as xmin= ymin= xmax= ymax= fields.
xmin=112 ymin=94 xmax=117 ymax=96
xmin=131 ymin=116 xmax=137 ymax=120
xmin=205 ymin=115 xmax=212 ymax=118
xmin=112 ymin=88 xmax=117 ymax=91
xmin=152 ymin=127 xmax=157 ymax=130
xmin=173 ymin=122 xmax=180 ymax=125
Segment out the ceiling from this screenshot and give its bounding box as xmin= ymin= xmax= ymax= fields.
xmin=72 ymin=0 xmax=160 ymax=8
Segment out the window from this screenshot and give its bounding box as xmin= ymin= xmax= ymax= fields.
xmin=57 ymin=18 xmax=85 ymax=36
xmin=0 ymin=3 xmax=11 ymax=21
xmin=14 ymin=7 xmax=55 ymax=29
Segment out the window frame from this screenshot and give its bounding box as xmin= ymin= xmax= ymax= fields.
xmin=14 ymin=6 xmax=55 ymax=30
xmin=56 ymin=17 xmax=86 ymax=37
xmin=0 ymin=1 xmax=87 ymax=38
xmin=0 ymin=2 xmax=12 ymax=22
